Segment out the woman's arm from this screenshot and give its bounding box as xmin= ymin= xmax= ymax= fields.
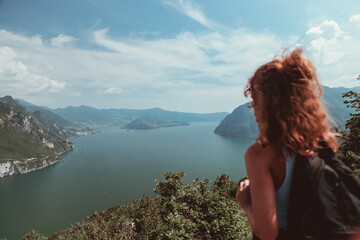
xmin=237 ymin=144 xmax=279 ymax=240
xmin=236 ymin=179 xmax=255 ymax=227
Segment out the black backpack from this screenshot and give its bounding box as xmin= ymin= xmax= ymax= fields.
xmin=287 ymin=141 xmax=360 ymax=240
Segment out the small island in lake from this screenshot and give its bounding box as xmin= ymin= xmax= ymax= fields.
xmin=122 ymin=116 xmax=190 ymax=130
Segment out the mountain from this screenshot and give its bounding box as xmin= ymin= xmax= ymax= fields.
xmin=31 ymin=110 xmax=76 ymax=140
xmin=0 ymin=100 xmax=73 ymax=177
xmin=110 ymin=107 xmax=227 ymax=123
xmin=16 ymin=98 xmax=98 ymax=139
xmin=215 ymin=86 xmax=359 ymax=139
xmin=214 ymin=103 xmax=258 ymax=139
xmin=52 ymin=106 xmax=228 ymax=127
xmin=17 ymin=98 xmax=74 ymax=128
xmin=1 ymin=95 xmax=29 ymax=115
xmin=321 ymin=86 xmax=359 ymax=127
xmin=122 ymin=116 xmax=190 ymax=130
xmin=52 ymin=105 xmax=112 ymax=126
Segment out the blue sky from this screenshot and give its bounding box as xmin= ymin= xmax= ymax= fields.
xmin=0 ymin=0 xmax=359 ymax=113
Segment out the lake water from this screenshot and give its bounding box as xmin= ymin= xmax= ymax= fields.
xmin=0 ymin=122 xmax=253 ymax=239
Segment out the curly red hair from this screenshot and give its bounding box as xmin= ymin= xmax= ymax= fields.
xmin=244 ymin=48 xmax=338 ymax=156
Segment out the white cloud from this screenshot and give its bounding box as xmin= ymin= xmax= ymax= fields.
xmin=302 ymin=19 xmax=360 ymax=88
xmin=0 ymin=46 xmax=66 ymax=95
xmin=349 ymin=14 xmax=360 ymax=26
xmin=349 ymin=14 xmax=360 ymax=23
xmin=303 ymin=20 xmax=345 ymax=65
xmin=50 ymin=34 xmax=74 ymax=47
xmin=93 ymin=28 xmax=286 ymax=83
xmin=104 ymin=87 xmax=123 ymax=95
xmin=306 ymin=20 xmax=343 ymax=40
xmin=163 ymin=0 xmax=224 ymax=31
xmin=0 ymin=29 xmax=43 ymax=45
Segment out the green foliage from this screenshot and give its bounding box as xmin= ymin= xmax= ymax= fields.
xmin=22 ymin=230 xmax=47 ymax=240
xmin=23 ymin=172 xmax=252 ymax=239
xmin=337 ymin=76 xmax=360 ymax=179
xmin=154 ymin=171 xmax=251 ymax=240
xmin=128 ymin=196 xmax=161 ymax=239
xmin=47 ymin=205 xmax=136 ymax=240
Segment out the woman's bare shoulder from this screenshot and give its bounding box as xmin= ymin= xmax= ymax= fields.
xmin=245 ymin=143 xmax=261 ymax=157
xmin=245 ymin=143 xmax=277 ymax=167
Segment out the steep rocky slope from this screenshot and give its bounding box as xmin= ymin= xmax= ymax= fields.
xmin=0 ymin=100 xmax=73 ymax=177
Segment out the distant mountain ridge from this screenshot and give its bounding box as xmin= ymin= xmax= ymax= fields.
xmin=17 ymin=98 xmax=74 ymax=128
xmin=51 ymin=106 xmax=228 ymax=127
xmin=15 ymin=97 xmax=228 ymax=130
xmin=123 ymin=116 xmax=190 ymax=130
xmin=215 ymin=85 xmax=359 ymax=139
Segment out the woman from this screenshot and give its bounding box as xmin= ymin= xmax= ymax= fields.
xmin=236 ymin=48 xmax=338 ymax=240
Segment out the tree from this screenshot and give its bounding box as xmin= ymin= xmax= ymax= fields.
xmin=337 ymin=75 xmax=360 ymax=178
xmin=154 ymin=172 xmax=251 ymax=240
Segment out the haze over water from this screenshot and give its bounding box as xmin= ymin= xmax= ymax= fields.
xmin=0 ymin=122 xmax=252 ymax=239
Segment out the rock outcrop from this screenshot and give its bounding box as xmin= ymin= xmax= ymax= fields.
xmin=0 ymin=155 xmax=63 ymax=177
xmin=0 ymin=98 xmax=74 ymax=177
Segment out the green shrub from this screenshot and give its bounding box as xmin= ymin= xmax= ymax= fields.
xmin=154 ymin=171 xmax=251 ymax=240
xmin=128 ymin=196 xmax=161 ymax=240
xmin=337 ymin=77 xmax=360 ymax=179
xmin=22 ymin=230 xmax=47 ymax=240
xmin=23 ymin=172 xmax=252 ymax=239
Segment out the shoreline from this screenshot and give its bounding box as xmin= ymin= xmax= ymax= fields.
xmin=0 ymin=155 xmax=62 ymax=178
xmin=0 ymin=143 xmax=75 ymax=179
xmin=0 ymin=129 xmax=100 ymax=178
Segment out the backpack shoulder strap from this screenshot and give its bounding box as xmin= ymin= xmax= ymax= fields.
xmin=287 ymin=153 xmax=324 ymax=239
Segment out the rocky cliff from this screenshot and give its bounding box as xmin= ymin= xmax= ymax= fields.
xmin=0 ymin=155 xmax=63 ymax=177
xmin=0 ymin=99 xmax=74 ymax=177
